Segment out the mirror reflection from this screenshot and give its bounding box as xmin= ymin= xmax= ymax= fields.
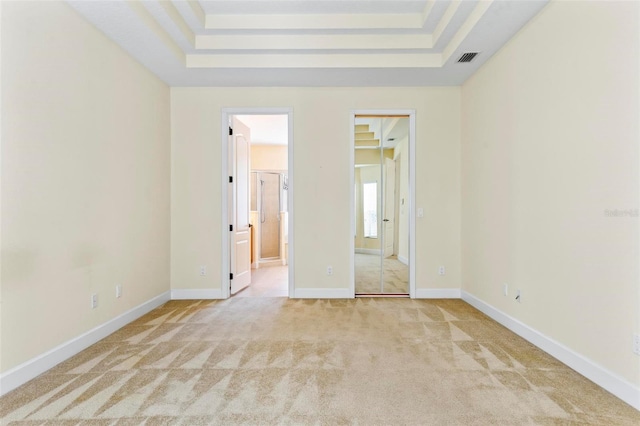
xmin=354 ymin=116 xmax=409 ymax=295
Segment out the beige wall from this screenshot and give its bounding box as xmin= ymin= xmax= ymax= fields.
xmin=1 ymin=2 xmax=170 ymax=373
xmin=251 ymin=145 xmax=288 ymax=171
xmin=461 ymin=0 xmax=639 ymax=386
xmin=171 ymin=87 xmax=461 ymax=291
xmin=355 ymin=148 xmax=393 ymax=166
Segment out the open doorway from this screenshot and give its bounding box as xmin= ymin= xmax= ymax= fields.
xmin=225 ymin=112 xmax=292 ymax=298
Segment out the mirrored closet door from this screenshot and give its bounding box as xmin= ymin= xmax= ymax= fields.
xmin=354 ymin=116 xmax=410 ymax=295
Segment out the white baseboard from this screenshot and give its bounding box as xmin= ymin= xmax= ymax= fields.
xmin=171 ymin=288 xmax=224 ymax=299
xmin=415 ymin=288 xmax=461 ymax=299
xmin=294 ymin=288 xmax=352 ymax=298
xmin=461 ymin=290 xmax=640 ymax=411
xmin=355 ymin=248 xmax=381 ymax=255
xmin=397 ymin=255 xmax=409 ymax=265
xmin=0 ymin=291 xmax=171 ymax=397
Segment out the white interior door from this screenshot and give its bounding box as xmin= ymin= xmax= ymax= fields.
xmin=383 ymin=157 xmax=395 ymax=258
xmin=230 ymin=123 xmax=251 ymax=294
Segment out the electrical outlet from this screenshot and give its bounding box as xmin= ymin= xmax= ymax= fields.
xmin=200 ymin=266 xmax=207 ymax=276
xmin=326 ymin=266 xmax=333 ymax=276
xmin=503 ymin=283 xmax=508 ymax=296
xmin=633 ymin=334 xmax=640 ymax=355
xmin=516 ymin=289 xmax=521 ymax=303
xmin=438 ymin=266 xmax=445 ymax=275
xmin=115 ymin=285 xmax=122 ymax=298
xmin=91 ymin=293 xmax=98 ymax=309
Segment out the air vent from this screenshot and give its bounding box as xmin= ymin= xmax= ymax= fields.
xmin=457 ymin=52 xmax=479 ymax=63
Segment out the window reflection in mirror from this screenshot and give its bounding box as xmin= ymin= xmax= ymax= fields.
xmin=363 ymin=182 xmax=378 ymax=238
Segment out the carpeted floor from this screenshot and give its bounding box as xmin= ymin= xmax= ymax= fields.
xmin=1 ymin=298 xmax=639 ymax=425
xmin=355 ymin=253 xmax=409 ymax=294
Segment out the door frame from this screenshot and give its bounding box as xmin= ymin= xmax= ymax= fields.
xmin=350 ymin=110 xmax=416 ymax=298
xmin=221 ymin=108 xmax=294 ymax=299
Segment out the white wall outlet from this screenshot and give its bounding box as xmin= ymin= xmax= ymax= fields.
xmin=516 ymin=289 xmax=522 ymax=303
xmin=326 ymin=266 xmax=333 ymax=276
xmin=115 ymin=284 xmax=122 ymax=298
xmin=438 ymin=266 xmax=445 ymax=275
xmin=417 ymin=208 xmax=424 ymax=218
xmin=200 ymin=265 xmax=207 ymax=276
xmin=503 ymin=283 xmax=508 ymax=296
xmin=91 ymin=293 xmax=98 ymax=309
xmin=633 ymin=334 xmax=640 ymax=355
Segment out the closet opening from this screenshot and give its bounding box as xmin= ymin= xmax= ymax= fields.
xmin=351 ymin=112 xmax=416 ymax=298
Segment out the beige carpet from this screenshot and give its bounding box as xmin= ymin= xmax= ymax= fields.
xmin=355 ymin=253 xmax=409 ymax=294
xmin=1 ymin=298 xmax=638 ymax=425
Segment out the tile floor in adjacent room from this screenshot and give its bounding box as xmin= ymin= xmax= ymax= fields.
xmin=234 ymin=263 xmax=289 ymax=298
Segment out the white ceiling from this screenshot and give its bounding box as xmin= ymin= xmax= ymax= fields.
xmin=68 ymin=0 xmax=549 ymax=87
xmin=235 ymin=115 xmax=289 ymax=145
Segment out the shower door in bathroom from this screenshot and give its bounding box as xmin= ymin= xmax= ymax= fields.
xmin=260 ymin=172 xmax=281 ymax=259
xmin=251 ymin=171 xmax=287 ymax=262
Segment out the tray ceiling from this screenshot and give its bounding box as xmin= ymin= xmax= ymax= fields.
xmin=68 ymin=0 xmax=549 ymax=87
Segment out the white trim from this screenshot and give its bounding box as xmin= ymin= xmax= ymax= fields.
xmin=415 ymin=288 xmax=461 ymax=299
xmin=294 ymin=288 xmax=352 ymax=299
xmin=350 ymin=109 xmax=416 ymax=298
xmin=0 ymin=291 xmax=171 ymax=397
xmin=397 ymin=255 xmax=409 ymax=265
xmin=221 ymin=112 xmax=231 ymax=299
xmin=349 ymin=113 xmax=356 ymax=298
xmin=170 ymin=289 xmax=224 ymax=300
xmin=221 ymin=108 xmax=294 ymax=300
xmin=461 ymin=291 xmax=640 ymax=411
xmin=355 ymin=248 xmax=382 ymax=255
xmin=286 ymin=112 xmax=295 ymax=300
xmin=408 ymin=113 xmax=416 ymax=299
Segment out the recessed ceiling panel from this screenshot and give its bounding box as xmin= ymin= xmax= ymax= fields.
xmin=67 ymin=0 xmax=549 ymax=86
xmin=198 ymin=1 xmax=428 ymax=15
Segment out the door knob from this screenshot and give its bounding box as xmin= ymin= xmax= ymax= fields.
xmin=383 ymin=219 xmax=390 ymax=222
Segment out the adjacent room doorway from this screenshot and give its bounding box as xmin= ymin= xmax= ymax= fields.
xmin=222 ymin=109 xmax=294 ymax=298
